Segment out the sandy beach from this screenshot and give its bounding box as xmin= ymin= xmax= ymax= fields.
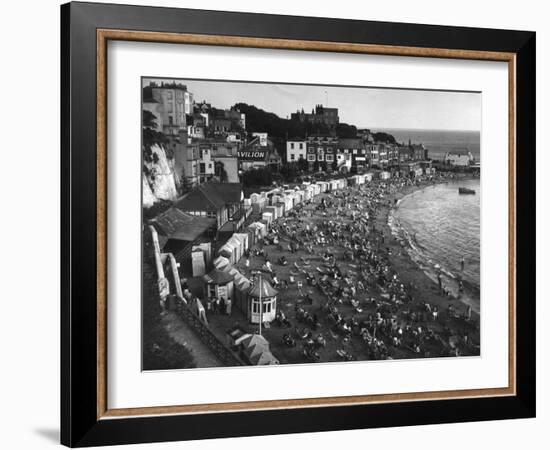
xmin=204 ymin=174 xmax=480 ymax=365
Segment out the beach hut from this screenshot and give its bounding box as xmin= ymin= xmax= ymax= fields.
xmin=234 ymin=273 xmax=252 ymax=315
xmin=234 ymin=233 xmax=249 ymax=252
xmin=256 ymin=221 xmax=267 ymax=238
xmin=192 ymin=242 xmax=212 ymax=266
xmin=246 ymin=278 xmax=278 ymax=324
xmin=191 ymin=249 xmax=206 ymax=277
xmin=379 ymin=171 xmax=391 ymax=180
xmin=228 ymin=235 xmax=244 ymax=261
xmin=203 ymin=268 xmax=234 ymax=309
xmin=213 ymin=255 xmax=230 ymax=271
xmin=261 ymin=212 xmax=273 ymax=227
xmin=275 ymin=202 xmax=285 ymax=217
xmin=265 ymin=205 xmax=278 ymax=220
xmin=250 ymin=193 xmax=266 ymax=214
xmin=281 ymin=195 xmax=293 ymax=213
xmin=218 ymin=240 xmax=237 ymax=264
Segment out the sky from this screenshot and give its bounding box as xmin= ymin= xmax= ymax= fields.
xmin=143 ymin=77 xmax=481 ymax=132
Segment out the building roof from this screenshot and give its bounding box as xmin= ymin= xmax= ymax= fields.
xmin=150 ymin=207 xmax=215 ymax=242
xmin=248 ymin=279 xmax=278 ymax=298
xmin=338 ymin=138 xmax=363 ymax=148
xmin=241 ymin=334 xmax=269 ymax=350
xmin=203 ymin=268 xmax=234 ymax=285
xmin=176 ymin=183 xmax=242 ymax=212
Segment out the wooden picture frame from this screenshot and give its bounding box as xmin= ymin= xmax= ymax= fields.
xmin=61 ymin=1 xmax=535 ymax=447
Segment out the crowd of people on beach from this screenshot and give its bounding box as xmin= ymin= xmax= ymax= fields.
xmin=237 ymin=172 xmax=480 ymax=363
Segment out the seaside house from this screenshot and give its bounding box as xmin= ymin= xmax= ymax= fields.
xmin=444 ymin=148 xmax=474 ymax=167
xmin=175 ymin=182 xmax=243 ymax=231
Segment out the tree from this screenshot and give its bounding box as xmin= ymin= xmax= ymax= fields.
xmin=215 ymin=161 xmax=228 ymax=182
xmin=373 ymin=132 xmax=397 ymax=145
xmin=336 ymin=123 xmax=358 ymax=138
xmin=297 ymin=158 xmax=309 ymax=172
xmin=143 ymin=109 xmax=158 ymax=129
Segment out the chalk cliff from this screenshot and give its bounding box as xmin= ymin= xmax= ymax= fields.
xmin=143 ymin=143 xmax=178 ymax=206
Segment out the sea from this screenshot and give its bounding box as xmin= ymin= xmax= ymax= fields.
xmin=389 ymin=178 xmax=481 ymax=313
xmin=376 ymin=128 xmax=481 ymax=162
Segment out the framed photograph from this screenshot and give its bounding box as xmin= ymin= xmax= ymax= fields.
xmin=61 ymin=2 xmax=536 ymax=447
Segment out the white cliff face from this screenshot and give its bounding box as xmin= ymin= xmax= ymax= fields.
xmin=142 ymin=173 xmax=157 ymax=208
xmin=143 ymin=143 xmax=178 ymax=205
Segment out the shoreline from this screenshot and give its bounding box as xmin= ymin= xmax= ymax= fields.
xmin=377 ymin=179 xmax=480 ymax=326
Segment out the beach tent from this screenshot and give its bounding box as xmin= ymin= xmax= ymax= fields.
xmin=275 ymin=202 xmax=285 ymax=217
xmin=243 ymin=198 xmax=251 ymax=207
xmin=191 ymin=250 xmax=206 ymax=277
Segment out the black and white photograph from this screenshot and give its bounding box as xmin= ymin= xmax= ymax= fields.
xmin=142 ymin=77 xmax=481 ymax=370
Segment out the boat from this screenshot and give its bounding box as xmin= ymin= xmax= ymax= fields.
xmin=458 ymin=187 xmax=476 ymax=195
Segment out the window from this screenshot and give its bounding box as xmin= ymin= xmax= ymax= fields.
xmin=307 ymin=154 xmax=316 ymax=162
xmin=326 ymin=154 xmax=334 ymax=162
xmin=263 ymin=302 xmax=271 ymax=313
xmin=299 ymin=143 xmax=303 ymax=149
xmin=308 ymin=147 xmax=315 ymax=153
xmin=290 ymin=143 xmax=295 ymax=149
xmin=353 ymin=149 xmax=357 ymax=155
xmin=290 ymin=154 xmax=295 ymax=161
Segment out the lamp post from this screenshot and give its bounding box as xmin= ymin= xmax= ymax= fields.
xmin=251 ymin=270 xmax=263 ymax=335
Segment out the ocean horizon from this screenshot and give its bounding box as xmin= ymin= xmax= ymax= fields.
xmin=373 ymin=128 xmax=481 ymax=162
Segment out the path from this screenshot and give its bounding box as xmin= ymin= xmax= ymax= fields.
xmin=161 ymin=311 xmax=222 ymax=368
